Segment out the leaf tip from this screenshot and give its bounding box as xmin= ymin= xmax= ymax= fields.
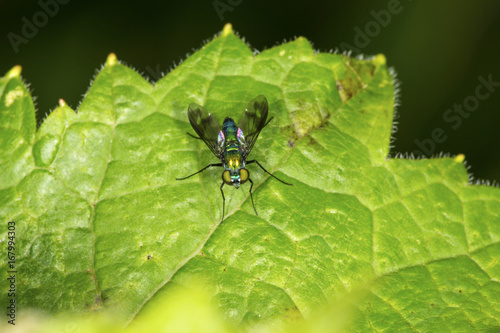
xmin=58 ymin=98 xmax=67 ymax=107
xmin=454 ymin=154 xmax=465 ymax=163
xmin=106 ymin=53 xmax=118 ymax=66
xmin=373 ymin=54 xmax=387 ymax=66
xmin=7 ymin=65 xmax=22 ymax=78
xmin=222 ymin=23 xmax=233 ymax=36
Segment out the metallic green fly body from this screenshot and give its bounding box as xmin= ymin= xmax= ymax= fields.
xmin=176 ymin=95 xmax=292 ymax=221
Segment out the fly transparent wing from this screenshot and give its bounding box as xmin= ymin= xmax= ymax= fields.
xmin=238 ymin=95 xmax=269 ymax=159
xmin=187 ymin=103 xmax=222 ymax=158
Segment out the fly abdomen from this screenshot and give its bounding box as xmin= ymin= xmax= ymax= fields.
xmin=222 ymin=117 xmax=238 ymax=139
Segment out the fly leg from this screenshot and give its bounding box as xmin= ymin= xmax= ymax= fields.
xmin=220 ymin=182 xmax=225 ymax=221
xmin=246 ymin=160 xmax=293 ymax=186
xmin=176 ymin=163 xmax=223 ymax=180
xmin=186 ymin=132 xmax=201 ymax=140
xmin=248 ymin=178 xmax=258 ymax=216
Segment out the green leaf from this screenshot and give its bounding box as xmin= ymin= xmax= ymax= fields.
xmin=1 ymin=24 xmax=499 ymax=331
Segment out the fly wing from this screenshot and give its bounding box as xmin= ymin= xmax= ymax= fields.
xmin=238 ymin=95 xmax=269 ymax=158
xmin=187 ymin=103 xmax=222 ymax=158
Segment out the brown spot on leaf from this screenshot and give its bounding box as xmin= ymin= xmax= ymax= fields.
xmin=284 ymin=306 xmax=302 ymax=321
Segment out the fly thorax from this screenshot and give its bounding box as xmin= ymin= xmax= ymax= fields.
xmin=224 ymin=149 xmax=245 ymax=188
xmin=224 ymin=150 xmax=244 ymax=171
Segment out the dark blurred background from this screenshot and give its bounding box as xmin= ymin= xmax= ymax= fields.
xmin=1 ymin=0 xmax=499 ymax=182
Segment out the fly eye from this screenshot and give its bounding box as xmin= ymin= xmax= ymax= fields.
xmin=222 ymin=170 xmax=232 ymax=185
xmin=239 ymin=168 xmax=249 ymax=184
